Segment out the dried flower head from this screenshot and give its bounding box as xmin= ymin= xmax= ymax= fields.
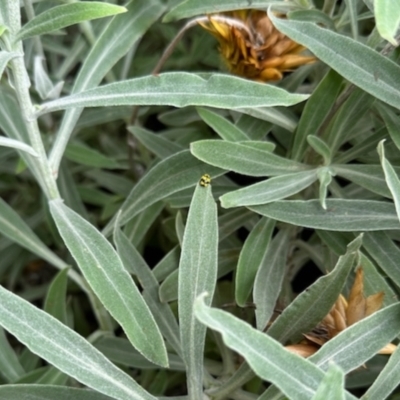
xmin=286 ymin=268 xmax=396 ymax=358
xmin=199 ymin=10 xmax=316 ymax=82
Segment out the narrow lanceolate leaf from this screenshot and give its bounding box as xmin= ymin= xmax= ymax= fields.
xmin=250 ymin=199 xmax=400 ymax=231
xmin=343 ymin=0 xmax=358 ymax=40
xmin=0 ymin=197 xmax=66 ymax=270
xmin=102 ymin=150 xmax=224 ymax=236
xmin=0 ymin=88 xmax=44 ymax=191
xmin=291 ymin=69 xmax=342 ymax=162
xmin=0 ymin=328 xmax=25 ymax=382
xmin=191 ymin=140 xmax=308 ymax=177
xmin=307 ymin=136 xmax=331 ymax=165
xmin=254 ymin=229 xmax=289 ymax=331
xmin=0 ymin=286 xmax=156 ymax=400
xmin=362 ymin=345 xmax=400 ymax=400
xmin=0 ymin=51 xmax=19 ymax=79
xmin=0 ymin=136 xmax=38 ymax=157
xmin=179 ymin=184 xmax=218 ymax=399
xmin=15 ymin=2 xmax=126 ymax=41
xmin=240 ymin=141 xmax=276 ymax=152
xmin=363 ymin=231 xmax=400 ymax=288
xmin=0 ymin=385 xmax=113 ymax=400
xmin=311 ymin=364 xmax=345 ymax=400
xmin=44 ymin=267 xmax=69 ymax=324
xmin=359 ymin=252 xmax=397 ymax=308
xmin=317 ymin=167 xmax=334 ymax=210
xmin=267 ymin=235 xmax=361 ymax=344
xmin=114 ymin=226 xmax=182 ymax=357
xmin=220 ymin=170 xmax=318 ymax=208
xmin=49 ymin=0 xmax=165 ymax=173
xmin=310 ymin=303 xmax=400 ymax=373
xmin=375 ymin=0 xmax=400 ymax=45
xmin=129 ymin=126 xmax=185 ymax=159
xmin=378 ymin=141 xmax=400 ymax=222
xmin=34 ymin=56 xmax=63 ymax=100
xmin=163 ymin=0 xmax=279 ymax=22
xmin=197 ymin=107 xmax=249 ymax=141
xmin=325 ymin=89 xmax=374 ymax=155
xmin=194 ymin=295 xmax=336 ymax=400
xmin=269 ymin=13 xmax=400 ymax=110
xmin=376 ymin=102 xmax=400 ymax=151
xmin=49 ymin=199 xmax=168 ymax=368
xmin=235 ymin=217 xmax=275 ymax=307
xmin=239 ymin=107 xmax=297 ymax=133
xmin=37 ymin=73 xmax=309 ymax=116
xmin=332 ymin=164 xmax=392 ymax=198
xmin=65 ymin=142 xmax=120 ymax=169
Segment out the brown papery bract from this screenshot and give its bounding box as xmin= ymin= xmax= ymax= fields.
xmin=286 ymin=267 xmax=396 ymax=358
xmin=199 ymin=10 xmax=316 ymax=82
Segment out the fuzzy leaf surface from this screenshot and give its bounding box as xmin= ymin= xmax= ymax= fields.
xmin=221 ymin=170 xmax=318 ymax=208
xmin=0 ymin=198 xmax=65 ymax=270
xmin=194 ymin=296 xmax=355 ymax=400
xmin=50 ymin=199 xmax=168 ymax=367
xmin=38 ymin=73 xmax=308 ymax=116
xmin=362 ymin=345 xmax=400 ymax=400
xmin=311 ymin=364 xmax=345 ymax=400
xmin=164 ymin=0 xmax=280 ymax=21
xmin=16 ymin=2 xmax=126 ymax=41
xmin=0 ymin=385 xmax=113 ymax=400
xmin=270 ymin=13 xmax=400 ymax=110
xmin=378 ymin=141 xmax=400 ymax=222
xmin=267 ymin=235 xmax=361 ymax=344
xmin=179 ymin=185 xmax=218 ymax=398
xmin=250 ymin=200 xmax=400 ymax=231
xmin=235 ymin=217 xmax=275 ymax=307
xmin=0 ymin=51 xmax=19 ymax=79
xmin=254 ymin=229 xmax=289 ymax=330
xmin=102 ymin=150 xmax=224 ymax=236
xmin=197 ymin=107 xmax=249 ymax=141
xmin=0 ymin=286 xmax=156 ymax=400
xmin=49 ymin=0 xmax=164 ymax=172
xmin=310 ymin=303 xmax=400 ymax=373
xmin=191 ymin=140 xmax=308 ymax=177
xmin=375 ymin=0 xmax=400 ymax=45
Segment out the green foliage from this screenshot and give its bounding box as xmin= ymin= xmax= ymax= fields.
xmin=0 ymin=0 xmax=400 ymax=399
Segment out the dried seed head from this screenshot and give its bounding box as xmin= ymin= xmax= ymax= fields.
xmin=286 ymin=267 xmax=394 ymax=358
xmin=199 ymin=10 xmax=316 ymax=82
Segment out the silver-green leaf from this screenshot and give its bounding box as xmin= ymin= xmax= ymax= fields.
xmin=375 ymin=0 xmax=400 ymax=45
xmin=191 ymin=140 xmax=308 ymax=177
xmin=269 ymin=13 xmax=400 ymax=110
xmin=15 ymin=2 xmax=126 ymax=41
xmin=179 ymin=184 xmax=218 ymax=399
xmin=49 ymin=199 xmax=168 ymax=367
xmin=37 ymin=73 xmax=309 ymax=116
xmin=250 ymin=199 xmax=400 ymax=231
xmin=194 ymin=295 xmax=353 ymax=400
xmin=220 ymin=170 xmax=318 ymax=208
xmin=0 ymin=286 xmax=156 ymax=400
xmin=164 ymin=0 xmax=279 ymax=22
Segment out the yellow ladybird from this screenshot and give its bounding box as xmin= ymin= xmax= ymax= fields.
xmin=200 ymin=174 xmax=211 ymax=187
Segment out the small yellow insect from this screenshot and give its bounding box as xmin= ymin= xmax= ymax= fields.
xmin=199 ymin=174 xmax=211 ymax=187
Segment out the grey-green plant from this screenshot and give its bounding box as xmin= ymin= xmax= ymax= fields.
xmin=0 ymin=0 xmax=400 ymax=399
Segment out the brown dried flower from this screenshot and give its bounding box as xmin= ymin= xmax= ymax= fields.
xmin=199 ymin=10 xmax=316 ymax=82
xmin=286 ymin=268 xmax=396 ymax=357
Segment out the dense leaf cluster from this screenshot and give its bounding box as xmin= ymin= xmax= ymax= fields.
xmin=0 ymin=0 xmax=400 ymax=399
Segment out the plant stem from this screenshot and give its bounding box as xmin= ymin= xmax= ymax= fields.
xmin=10 ymin=56 xmax=60 ymax=200
xmin=6 ymin=0 xmax=60 ymax=200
